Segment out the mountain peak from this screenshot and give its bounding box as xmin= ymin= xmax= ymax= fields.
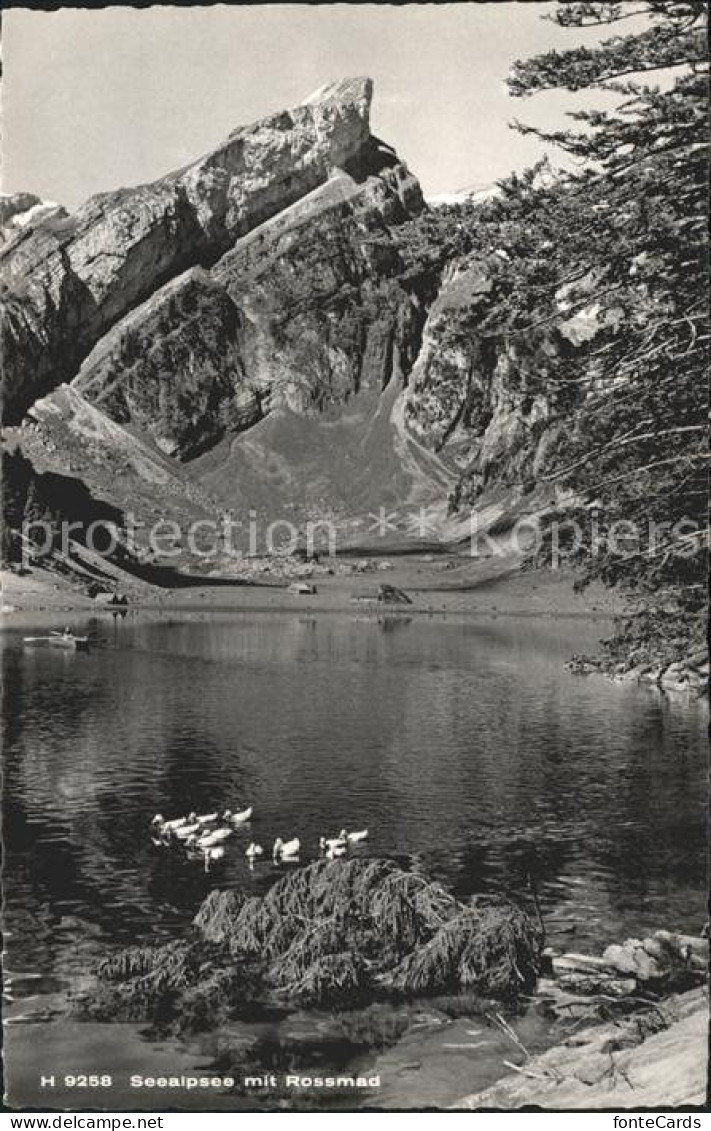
xmin=0 ymin=75 xmax=414 ymax=424
xmin=302 ymin=76 xmax=373 ymax=112
xmin=299 ymin=77 xmax=374 ymax=166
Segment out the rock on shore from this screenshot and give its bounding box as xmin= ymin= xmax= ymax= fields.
xmin=454 ymin=985 xmax=708 ymax=1109
xmin=570 ymin=647 xmax=708 ymax=698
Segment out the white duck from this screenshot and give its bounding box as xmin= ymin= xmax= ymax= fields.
xmin=326 ymin=841 xmax=347 ymax=859
xmin=320 ymin=835 xmax=346 ymax=853
xmin=152 ymin=814 xmax=187 ymax=833
xmin=245 ymin=842 xmax=264 ymax=860
xmin=196 ymin=826 xmax=233 ymax=848
xmin=222 ymin=806 xmax=253 ymax=826
xmin=202 ymin=845 xmax=225 ymax=872
xmin=189 ymin=811 xmax=219 ymax=827
xmin=173 ymin=822 xmax=202 ymax=841
xmin=340 ymin=828 xmax=369 ymax=844
xmin=273 ymin=837 xmax=300 ymax=861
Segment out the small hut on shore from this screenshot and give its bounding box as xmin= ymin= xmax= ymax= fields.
xmin=288 ymin=581 xmax=317 ymax=595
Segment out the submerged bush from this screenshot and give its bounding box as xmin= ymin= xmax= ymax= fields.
xmin=73 ymin=858 xmax=542 ymax=1030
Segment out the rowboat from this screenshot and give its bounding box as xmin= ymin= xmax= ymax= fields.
xmin=23 ymin=630 xmax=89 ymax=651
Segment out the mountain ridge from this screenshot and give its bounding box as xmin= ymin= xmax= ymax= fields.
xmin=0 ymin=80 xmax=624 ymax=569
xmin=0 ymin=78 xmax=382 ymax=423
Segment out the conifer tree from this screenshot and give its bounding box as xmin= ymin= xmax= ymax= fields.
xmin=503 ymin=2 xmax=708 ymax=652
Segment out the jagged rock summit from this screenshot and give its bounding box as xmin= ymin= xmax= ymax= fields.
xmin=0 ymin=77 xmax=398 ymax=424
xmin=3 ymin=80 xmax=450 ymax=545
xmin=1 ymin=77 xmax=611 ymax=571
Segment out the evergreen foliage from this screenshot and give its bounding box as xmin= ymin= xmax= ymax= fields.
xmin=74 ymin=859 xmax=542 ymax=1029
xmin=508 ymin=1 xmax=708 ymax=652
xmin=401 ymin=2 xmax=707 ymax=663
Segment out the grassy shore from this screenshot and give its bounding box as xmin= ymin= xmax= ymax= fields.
xmin=1 ymin=553 xmax=626 ymax=620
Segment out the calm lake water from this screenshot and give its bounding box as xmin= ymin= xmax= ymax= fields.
xmin=2 ymin=610 xmax=707 ymax=1109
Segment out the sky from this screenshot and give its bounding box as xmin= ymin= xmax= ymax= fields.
xmin=2 ymin=3 xmax=651 ymax=209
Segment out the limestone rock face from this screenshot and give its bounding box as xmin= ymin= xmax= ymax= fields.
xmin=0 ymin=193 xmax=44 ymax=226
xmin=64 ymin=131 xmax=423 ymax=459
xmin=2 ymin=78 xmax=442 ymax=547
xmin=402 ymin=256 xmax=603 ymax=499
xmin=404 ymin=263 xmax=494 ymax=452
xmin=1 ymin=78 xmax=379 ymax=423
xmin=0 ymin=193 xmax=67 ymax=243
xmin=213 ymin=162 xmax=425 ymax=416
xmin=73 ymin=268 xmax=257 ymax=460
xmin=0 ymin=79 xmax=597 ymax=555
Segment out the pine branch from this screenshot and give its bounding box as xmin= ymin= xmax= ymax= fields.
xmin=509 ymin=26 xmax=706 ymax=98
xmin=588 ymin=453 xmax=710 ymax=493
xmin=543 ymin=426 xmax=707 ymax=483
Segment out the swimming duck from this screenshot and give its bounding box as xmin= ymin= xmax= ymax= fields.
xmin=222 ymin=806 xmax=253 ymax=826
xmin=340 ymin=828 xmax=369 ymax=844
xmin=151 ymin=814 xmax=187 ymax=833
xmin=273 ymin=837 xmax=300 ymax=861
xmin=189 ymin=811 xmax=219 ymax=827
xmin=173 ymin=822 xmax=202 ymax=841
xmin=202 ymin=845 xmax=225 ymax=872
xmin=319 ymin=835 xmax=346 ymax=853
xmin=245 ymin=842 xmax=264 ymax=859
xmin=326 ymin=841 xmax=347 ymax=859
xmin=196 ymin=826 xmax=233 ymax=848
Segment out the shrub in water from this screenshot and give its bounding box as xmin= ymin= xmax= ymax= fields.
xmin=73 ymin=858 xmax=542 ymax=1029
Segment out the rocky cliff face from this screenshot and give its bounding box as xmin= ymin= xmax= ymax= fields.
xmin=2 ymin=78 xmax=570 ymax=562
xmin=0 ymin=193 xmax=68 ymax=245
xmin=402 ymin=257 xmax=603 ymax=506
xmin=70 ymin=152 xmax=426 ymax=462
xmin=72 ymin=268 xmax=256 ymax=460
xmin=213 ymin=160 xmax=425 ymax=413
xmin=1 ymin=78 xmax=395 ymax=424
